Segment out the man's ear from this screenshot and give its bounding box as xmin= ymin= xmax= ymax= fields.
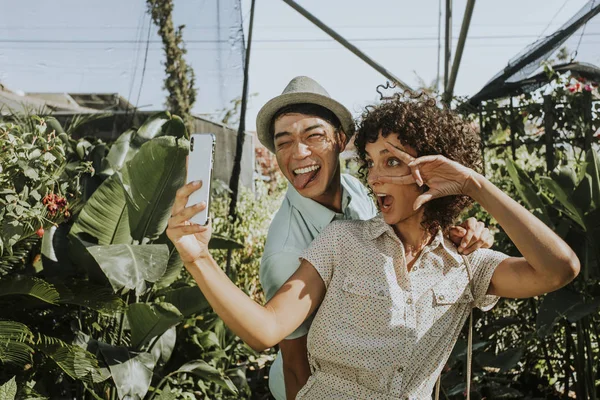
xmin=337 ymin=129 xmax=348 ymax=152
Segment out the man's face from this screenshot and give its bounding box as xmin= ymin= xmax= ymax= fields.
xmin=273 ymin=113 xmax=346 ymax=200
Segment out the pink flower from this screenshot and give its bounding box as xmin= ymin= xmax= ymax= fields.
xmin=584 ymin=84 xmax=592 ymax=92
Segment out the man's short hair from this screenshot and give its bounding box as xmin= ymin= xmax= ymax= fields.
xmin=269 ymin=103 xmax=343 ymax=136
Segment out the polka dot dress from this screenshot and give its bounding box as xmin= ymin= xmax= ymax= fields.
xmin=297 ymin=215 xmax=508 ymax=400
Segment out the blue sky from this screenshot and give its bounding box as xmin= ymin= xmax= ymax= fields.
xmin=0 ymin=0 xmax=591 ymax=131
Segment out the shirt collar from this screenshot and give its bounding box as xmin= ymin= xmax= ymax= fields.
xmin=286 ymin=179 xmax=353 ymax=232
xmin=364 ymin=216 xmax=463 ymax=264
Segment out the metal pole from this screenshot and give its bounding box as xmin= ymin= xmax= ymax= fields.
xmin=282 ymin=0 xmax=413 ymax=91
xmin=444 ymin=0 xmax=452 ymax=92
xmin=479 ymin=107 xmax=486 ymax=176
xmin=543 ymin=95 xmax=555 ymax=172
xmin=436 ymin=0 xmax=442 ymax=92
xmin=226 ymin=0 xmax=256 ymax=276
xmin=583 ymin=90 xmax=593 ymax=151
xmin=443 ymin=0 xmax=475 ymax=103
xmin=509 ymin=97 xmax=517 ymax=160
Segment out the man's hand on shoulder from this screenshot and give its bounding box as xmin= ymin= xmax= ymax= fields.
xmin=449 ymin=217 xmax=494 ymax=255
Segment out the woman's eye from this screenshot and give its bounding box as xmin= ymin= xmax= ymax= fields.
xmin=366 ymin=160 xmax=374 ymax=169
xmin=308 ymin=133 xmax=323 ymax=139
xmin=387 ymin=158 xmax=401 ymax=167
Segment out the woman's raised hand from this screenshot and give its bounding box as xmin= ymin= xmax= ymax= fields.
xmin=166 ymin=181 xmax=212 ymax=263
xmin=381 ymin=142 xmax=478 ymax=210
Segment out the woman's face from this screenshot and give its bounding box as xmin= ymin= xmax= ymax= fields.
xmin=365 ymin=131 xmax=422 ymax=226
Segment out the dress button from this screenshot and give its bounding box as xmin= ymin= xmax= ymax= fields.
xmin=398 ymin=366 xmax=404 ymax=373
xmin=378 ymin=290 xmax=385 ymax=296
xmin=348 ymin=283 xmax=354 ymax=289
xmin=406 ymin=298 xmax=413 ymax=305
xmin=438 ymin=294 xmax=445 ymax=301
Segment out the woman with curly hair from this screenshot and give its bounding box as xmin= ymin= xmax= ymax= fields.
xmin=166 ymin=94 xmax=579 ymax=399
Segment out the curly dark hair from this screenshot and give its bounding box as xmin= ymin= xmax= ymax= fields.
xmin=354 ymin=92 xmax=482 ymax=235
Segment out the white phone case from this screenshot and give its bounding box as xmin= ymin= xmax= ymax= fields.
xmin=186 ymin=133 xmax=215 ymax=225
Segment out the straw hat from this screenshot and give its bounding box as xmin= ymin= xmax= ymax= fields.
xmin=256 ymin=76 xmax=353 ymax=153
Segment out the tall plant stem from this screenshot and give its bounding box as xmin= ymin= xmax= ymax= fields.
xmin=575 ymin=321 xmax=588 ymax=399
xmin=564 ymin=321 xmax=571 ymax=399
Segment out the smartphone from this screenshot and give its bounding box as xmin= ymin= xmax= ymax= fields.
xmin=186 ymin=133 xmax=216 ymax=225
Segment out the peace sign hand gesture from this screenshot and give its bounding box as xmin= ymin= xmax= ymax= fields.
xmin=380 ymin=142 xmax=479 ymax=211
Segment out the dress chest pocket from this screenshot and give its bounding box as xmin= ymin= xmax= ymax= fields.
xmin=430 ymin=270 xmax=474 ymax=337
xmin=341 ymin=274 xmax=401 ymax=334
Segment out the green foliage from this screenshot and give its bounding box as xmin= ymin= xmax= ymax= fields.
xmin=0 ymin=116 xmax=93 ymax=259
xmin=0 ymin=111 xmax=261 ymax=399
xmin=146 ymin=0 xmax=197 ymax=133
xmin=447 ymin=71 xmax=600 ymax=399
xmin=0 ymin=376 xmax=17 ymax=400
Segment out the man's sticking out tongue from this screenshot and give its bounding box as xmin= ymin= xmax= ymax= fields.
xmin=293 ymin=165 xmax=320 ymax=189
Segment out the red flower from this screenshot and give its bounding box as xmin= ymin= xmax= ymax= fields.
xmin=42 ymin=193 xmax=68 ymax=216
xmin=36 ymin=227 xmax=44 ymax=238
xmin=568 ymin=86 xmax=576 ymax=93
xmin=576 ymin=76 xmax=586 ymax=83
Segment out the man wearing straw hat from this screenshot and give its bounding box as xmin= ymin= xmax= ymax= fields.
xmin=256 ymin=76 xmax=493 ymax=399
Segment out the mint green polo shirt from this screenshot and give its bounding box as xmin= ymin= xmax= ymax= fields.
xmin=260 ymin=173 xmax=377 ymax=400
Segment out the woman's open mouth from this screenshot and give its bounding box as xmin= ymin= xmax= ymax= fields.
xmin=376 ymin=193 xmax=394 ymax=212
xmin=292 ymin=164 xmax=321 ymax=190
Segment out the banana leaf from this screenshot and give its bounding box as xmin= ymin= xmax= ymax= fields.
xmin=161 ymin=286 xmax=210 ymax=317
xmin=505 ymin=158 xmax=553 ymax=228
xmin=585 ymin=149 xmax=600 ymax=210
xmin=171 ymin=360 xmax=238 ymax=395
xmin=136 ymin=111 xmax=172 ymax=140
xmin=123 ymin=136 xmax=188 ymax=243
xmin=87 ymin=244 xmax=169 ymax=296
xmin=154 ymin=246 xmax=183 ymax=290
xmin=150 ymin=326 xmax=176 ymax=365
xmin=540 ymin=177 xmax=587 ymax=230
xmin=69 ymin=170 xmax=132 ymax=246
xmin=105 ymin=112 xmax=186 ymax=173
xmin=536 ymin=288 xmax=584 ymax=337
xmin=127 ymin=302 xmax=182 ymax=349
xmin=105 ymin=129 xmax=136 ymax=173
xmin=102 ymin=347 xmax=155 ymax=400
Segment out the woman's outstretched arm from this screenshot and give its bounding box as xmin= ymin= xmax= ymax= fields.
xmin=461 ymin=173 xmax=579 ymax=298
xmin=167 ymin=181 xmax=326 ymax=351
